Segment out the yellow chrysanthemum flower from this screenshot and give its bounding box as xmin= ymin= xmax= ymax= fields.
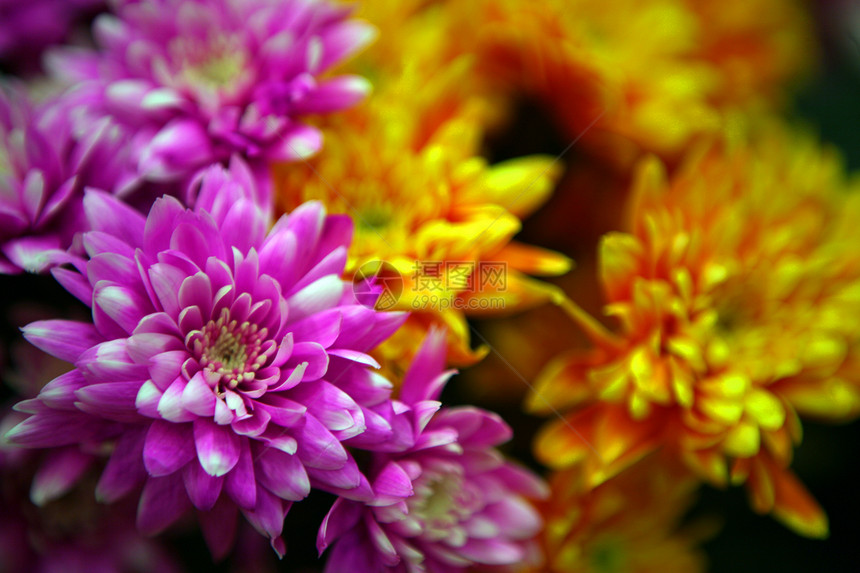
xmin=528 ymin=455 xmax=708 ymax=573
xmin=446 ymin=0 xmax=815 ymax=164
xmin=529 ymin=125 xmax=860 ymax=538
xmin=274 ymin=4 xmax=571 ymax=372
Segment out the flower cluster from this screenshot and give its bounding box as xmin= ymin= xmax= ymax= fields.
xmin=3 ymin=159 xmax=545 ymax=565
xmin=318 ymin=329 xmax=546 ymax=572
xmin=275 ymin=1 xmax=571 ymax=374
xmin=0 ymin=85 xmax=131 ymax=273
xmin=449 ymin=0 xmax=815 ymax=163
xmin=2 ymin=0 xmax=859 ymax=571
xmin=47 ymin=0 xmax=375 ymax=190
xmin=529 ymin=125 xmax=860 ymax=537
xmin=532 ymin=455 xmax=707 ymax=573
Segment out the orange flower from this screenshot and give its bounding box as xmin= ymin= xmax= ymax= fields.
xmin=455 ymin=0 xmax=815 ymax=165
xmin=528 ymin=454 xmax=709 ymax=573
xmin=274 ymin=2 xmax=571 ymax=371
xmin=529 ymin=125 xmax=860 ymax=538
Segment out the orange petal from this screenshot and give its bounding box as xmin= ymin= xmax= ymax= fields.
xmin=766 ymin=461 xmax=829 ymax=539
xmin=534 ymin=405 xmax=602 ymax=470
xmin=494 ymin=241 xmax=573 ymax=277
xmin=528 ymin=351 xmax=595 ymax=414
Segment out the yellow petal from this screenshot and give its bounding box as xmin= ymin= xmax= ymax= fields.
xmin=744 ymin=389 xmax=785 ymax=431
xmin=723 ymin=419 xmax=761 ymax=458
xmin=477 ymin=155 xmax=563 ymax=218
xmin=698 ymin=395 xmax=744 ymax=426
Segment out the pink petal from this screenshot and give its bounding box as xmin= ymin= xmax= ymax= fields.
xmin=180 ymin=371 xmax=217 ymax=416
xmin=199 ymin=496 xmax=240 ymax=561
xmin=317 ymin=20 xmax=377 ymax=71
xmin=369 ymin=461 xmax=414 ymax=506
xmin=37 ymin=370 xmax=87 ymax=410
xmin=83 ymin=189 xmax=145 ymax=247
xmin=286 ymin=275 xmax=344 ymax=323
xmin=96 ymin=428 xmax=147 ymax=503
xmin=316 ymin=497 xmax=361 ymax=553
xmin=225 ymin=439 xmax=257 ymax=510
xmin=148 ymin=350 xmax=186 ymax=390
xmin=295 ymin=415 xmax=348 ymax=470
xmin=22 ymin=320 xmax=102 ymax=362
xmin=157 ymin=377 xmax=196 ymax=422
xmin=194 ymin=418 xmax=241 ymax=477
xmin=30 ymin=447 xmax=94 ymax=506
xmin=291 ymin=75 xmax=370 ymax=115
xmin=289 ymin=341 xmax=329 ymax=381
xmin=143 ymin=419 xmax=195 ymax=477
xmin=135 ymin=379 xmax=163 ymax=418
xmin=139 ymin=119 xmax=213 ymax=181
xmin=137 ymin=474 xmax=191 ymax=535
xmin=241 ymin=485 xmax=289 ymax=557
xmin=400 ymin=327 xmax=450 ymax=405
xmin=457 ymin=538 xmax=524 ymax=565
xmin=267 ymin=124 xmax=322 ymax=162
xmin=183 ymin=459 xmax=224 ymax=510
xmin=288 ymin=309 xmax=342 ymax=348
xmin=256 ymin=449 xmax=310 ymax=501
xmin=87 ymin=252 xmax=142 ymax=286
xmin=126 ymin=332 xmax=183 ymax=364
xmin=75 ymin=381 xmax=143 ymax=422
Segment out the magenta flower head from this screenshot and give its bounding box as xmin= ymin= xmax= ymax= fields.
xmin=5 ymin=159 xmax=407 ymax=557
xmin=49 ymin=0 xmax=375 ymax=185
xmin=317 ymin=330 xmax=549 ymax=573
xmin=0 ymin=85 xmax=131 ymax=274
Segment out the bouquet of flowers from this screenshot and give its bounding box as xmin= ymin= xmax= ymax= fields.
xmin=1 ymin=1 xmax=857 ymax=571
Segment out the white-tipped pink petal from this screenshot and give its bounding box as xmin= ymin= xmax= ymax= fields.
xmin=194 ymin=418 xmax=241 ymax=477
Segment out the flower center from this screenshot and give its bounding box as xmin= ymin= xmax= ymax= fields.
xmin=408 ymin=468 xmax=475 ymax=541
xmin=169 ymin=34 xmax=247 ymax=94
xmin=357 ymin=206 xmax=393 ymax=231
xmin=190 ymin=307 xmax=269 ymax=390
xmin=588 ymin=538 xmax=626 ymax=573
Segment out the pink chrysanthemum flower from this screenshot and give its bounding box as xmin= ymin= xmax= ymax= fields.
xmin=0 ymin=86 xmax=131 ymax=274
xmin=318 ymin=330 xmax=548 ymax=572
xmin=0 ymin=417 xmax=182 ymax=573
xmin=49 ymin=0 xmax=375 ymax=186
xmin=5 ymin=159 xmax=406 ymax=557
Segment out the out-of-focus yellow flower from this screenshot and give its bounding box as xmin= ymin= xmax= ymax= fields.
xmin=526 ymin=454 xmax=708 ymax=573
xmin=529 ymin=125 xmax=860 ymax=538
xmin=275 ymin=3 xmax=571 ymax=371
xmin=451 ymin=0 xmax=815 ymax=165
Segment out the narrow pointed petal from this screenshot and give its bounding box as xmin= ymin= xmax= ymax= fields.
xmin=30 ymin=447 xmax=94 ymax=506
xmin=22 ymin=320 xmax=103 ymax=362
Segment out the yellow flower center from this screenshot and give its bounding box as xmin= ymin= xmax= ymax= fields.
xmin=408 ymin=467 xmax=475 ymax=542
xmin=188 ymin=307 xmax=270 ymax=391
xmin=170 ymin=35 xmax=247 ymax=94
xmin=588 ymin=538 xmax=626 ymax=573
